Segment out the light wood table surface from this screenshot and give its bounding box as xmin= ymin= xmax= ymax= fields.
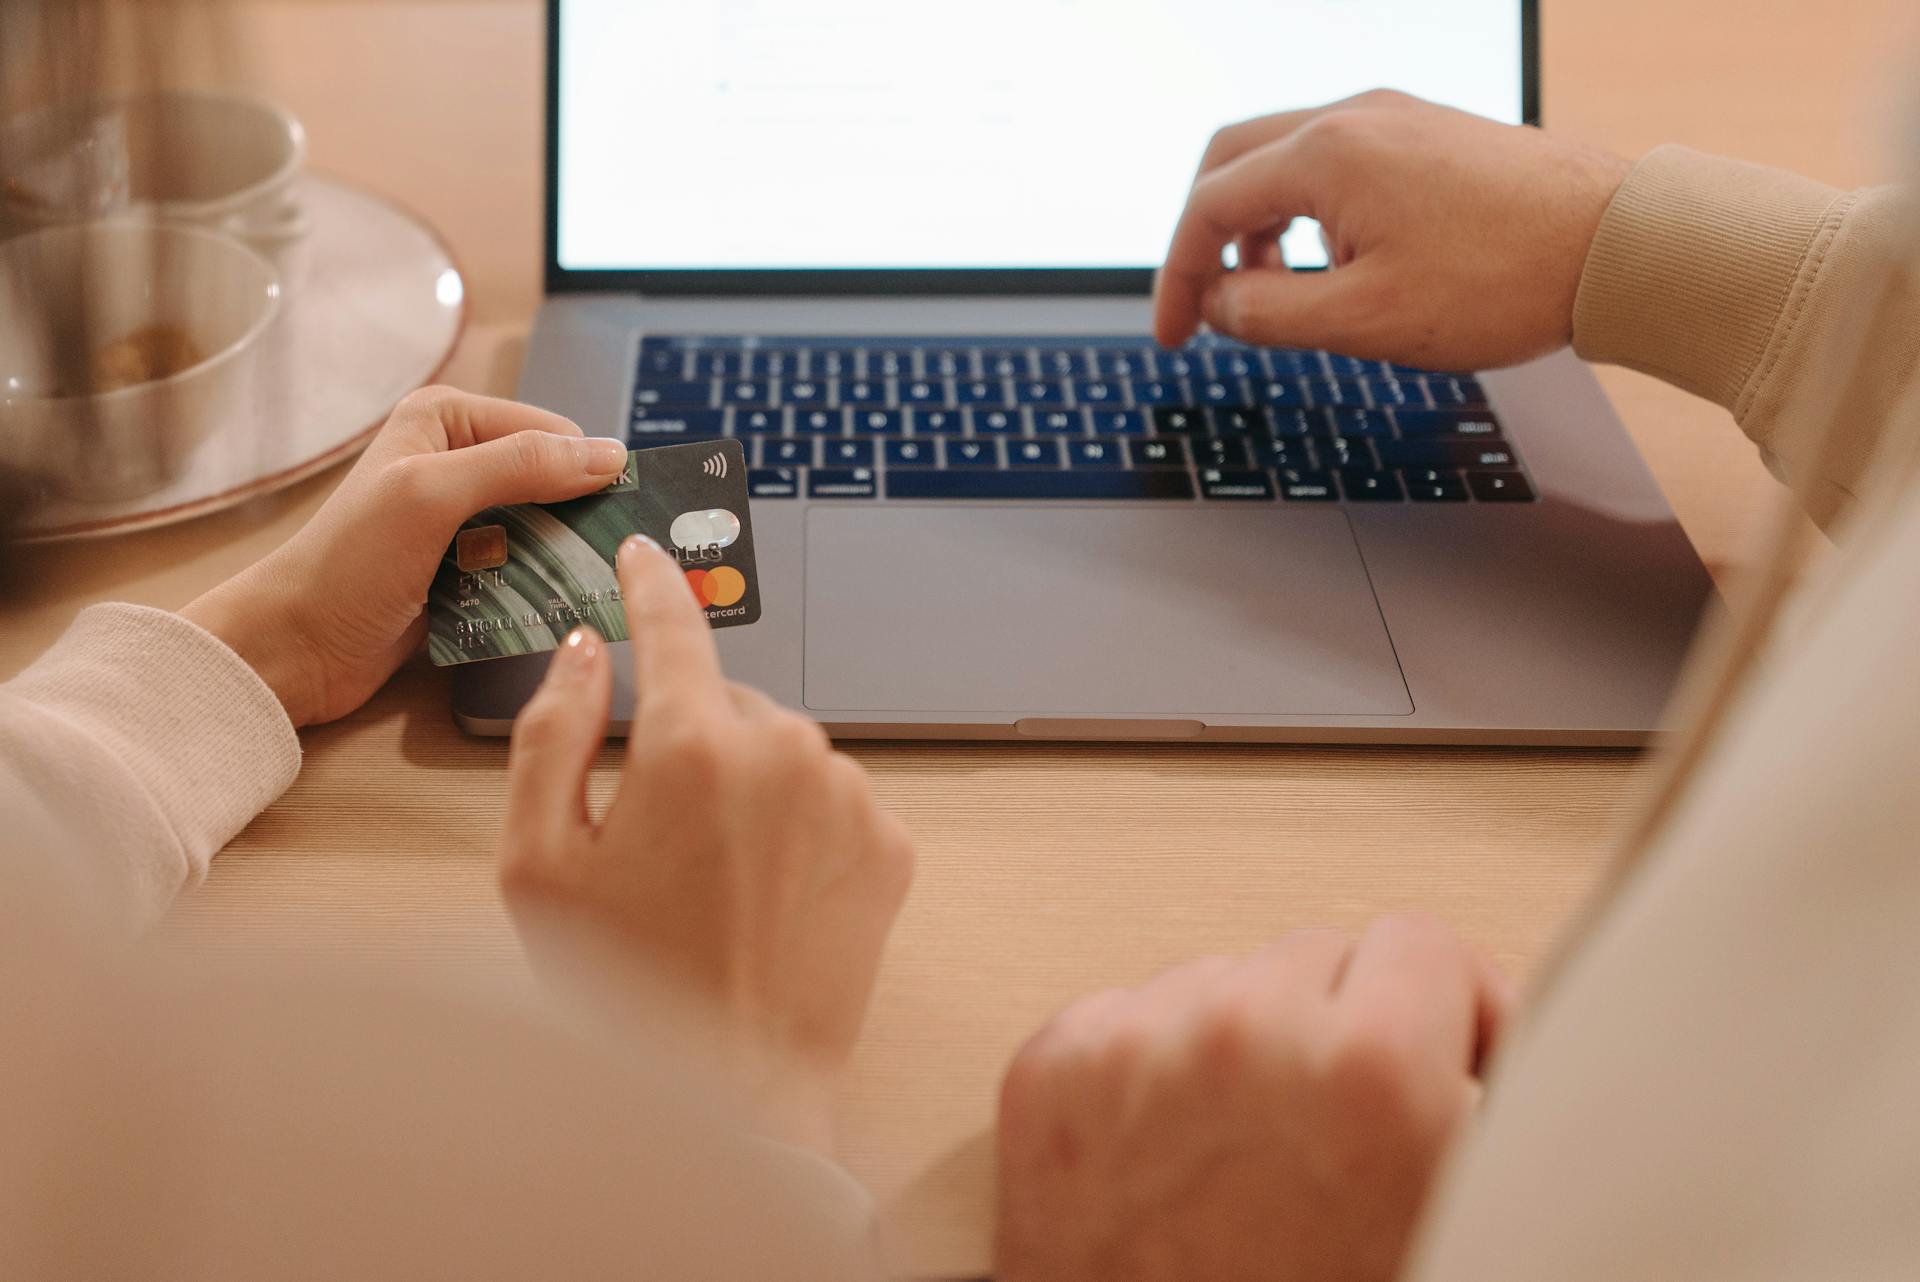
xmin=1 ymin=2 xmax=1910 ymax=1275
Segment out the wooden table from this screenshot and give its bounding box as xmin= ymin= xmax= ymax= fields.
xmin=1 ymin=2 xmax=1908 ymax=1274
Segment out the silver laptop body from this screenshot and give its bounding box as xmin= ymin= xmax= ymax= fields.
xmin=456 ymin=0 xmax=1713 ymax=746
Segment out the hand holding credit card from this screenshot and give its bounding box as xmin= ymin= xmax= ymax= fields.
xmin=428 ymin=439 xmax=760 ymax=665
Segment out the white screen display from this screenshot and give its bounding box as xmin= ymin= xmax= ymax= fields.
xmin=557 ymin=1 xmax=1525 ymax=273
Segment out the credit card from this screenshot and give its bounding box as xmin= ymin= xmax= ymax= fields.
xmin=427 ymin=439 xmax=759 ymax=666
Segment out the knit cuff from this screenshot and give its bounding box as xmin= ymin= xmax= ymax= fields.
xmin=7 ymin=604 xmax=301 ymax=888
xmin=1573 ymin=145 xmax=1854 ymax=416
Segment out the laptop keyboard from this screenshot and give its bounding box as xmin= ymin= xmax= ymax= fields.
xmin=630 ymin=336 xmax=1537 ymax=504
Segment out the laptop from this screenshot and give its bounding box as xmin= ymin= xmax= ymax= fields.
xmin=455 ymin=0 xmax=1715 ymax=745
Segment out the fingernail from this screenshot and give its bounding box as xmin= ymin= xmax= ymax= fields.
xmin=617 ymin=533 xmax=661 ymax=569
xmin=550 ymin=626 xmax=600 ymax=683
xmin=577 ymin=437 xmax=628 ymax=475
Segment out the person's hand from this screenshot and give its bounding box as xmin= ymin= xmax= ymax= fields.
xmin=497 ymin=535 xmax=915 ymax=1156
xmin=996 ymin=915 xmax=1515 ymax=1282
xmin=182 ymin=388 xmax=627 ymax=728
xmin=1154 ymin=90 xmax=1633 ymax=370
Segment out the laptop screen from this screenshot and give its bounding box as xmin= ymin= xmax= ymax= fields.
xmin=553 ymin=1 xmax=1531 ymax=279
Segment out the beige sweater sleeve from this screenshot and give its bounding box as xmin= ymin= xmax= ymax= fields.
xmin=1574 ymin=145 xmax=1920 ymax=530
xmin=0 ymin=603 xmax=301 ymax=930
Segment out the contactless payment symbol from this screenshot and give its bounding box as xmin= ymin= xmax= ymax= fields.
xmin=686 ymin=566 xmax=747 ymax=608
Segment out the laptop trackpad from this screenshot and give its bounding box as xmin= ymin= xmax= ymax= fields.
xmin=801 ymin=506 xmax=1412 ymax=718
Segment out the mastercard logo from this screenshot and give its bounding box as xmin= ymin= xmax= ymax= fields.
xmin=685 ymin=565 xmax=747 ymax=608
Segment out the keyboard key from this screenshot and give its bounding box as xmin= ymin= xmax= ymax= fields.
xmin=1207 ymin=406 xmax=1267 ymax=435
xmin=1194 ymin=437 xmax=1253 ymax=469
xmin=1069 ymin=439 xmax=1125 ymax=468
xmin=836 ymin=379 xmax=890 ymax=407
xmin=955 ymin=379 xmax=1008 ymax=404
xmin=1255 ymin=439 xmax=1315 ymax=470
xmin=1258 ymin=379 xmax=1310 ymax=408
xmin=1150 ymin=407 xmax=1208 ymax=435
xmin=1265 ymin=408 xmax=1316 ymax=439
xmin=748 ymin=467 xmax=801 ymax=498
xmin=944 ymin=439 xmax=1001 ymax=468
xmin=634 ymin=380 xmax=712 ymax=407
xmin=691 ymin=350 xmax=749 ymax=378
xmin=1205 ymin=349 xmax=1261 ymax=379
xmin=1429 ymin=374 xmax=1490 ymax=407
xmin=924 ymin=350 xmax=971 ymax=378
xmin=1324 ymin=354 xmax=1375 ymax=377
xmin=810 ymin=349 xmax=857 ymax=378
xmin=1200 ymin=468 xmax=1275 ymax=501
xmin=1128 ymin=379 xmax=1186 ymax=407
xmin=1127 ymin=438 xmax=1189 ymax=468
xmin=1091 ymin=409 xmax=1149 ymax=436
xmin=1308 ymin=377 xmax=1366 ymax=407
xmin=1405 ymin=470 xmax=1471 ymax=502
xmin=630 ymin=409 xmax=725 ymax=439
xmin=794 ymin=408 xmax=847 ymax=435
xmin=968 ymin=408 xmax=1022 ymax=436
xmin=900 ymin=379 xmax=949 ymax=405
xmin=1148 ymin=350 xmax=1203 ymax=379
xmin=753 ymin=349 xmax=800 ymax=378
xmin=1037 ymin=348 xmax=1088 ymax=378
xmin=1319 ymin=437 xmax=1375 ymax=470
xmin=1362 ymin=376 xmax=1420 ymax=408
xmin=720 ymin=379 xmax=774 ymax=405
xmin=1195 ymin=378 xmax=1250 ymax=407
xmin=731 ymin=408 xmax=783 ymax=435
xmin=1013 ymin=380 xmax=1068 ymax=406
xmin=1094 ymin=350 xmax=1152 ymax=378
xmin=1032 ymin=409 xmax=1088 ymax=435
xmin=1260 ymin=349 xmax=1323 ymax=377
xmin=822 ymin=439 xmax=876 ymax=467
xmin=868 ymin=349 xmax=914 ymax=377
xmin=1322 ymin=407 xmax=1396 ymax=439
xmin=913 ymin=409 xmax=965 ymax=435
xmin=762 ymin=438 xmax=815 ymax=467
xmin=782 ymin=379 xmax=827 ymax=405
xmin=1277 ymin=468 xmax=1338 ymax=501
xmin=638 ymin=347 xmax=687 ymax=377
xmin=1340 ymin=469 xmax=1405 ymax=502
xmin=1072 ymin=380 xmax=1122 ymax=405
xmin=885 ymin=439 xmax=936 ymax=467
xmin=1007 ymin=439 xmax=1063 ymax=468
xmin=852 ymin=409 xmax=906 ymax=435
xmin=1377 ymin=440 xmax=1520 ymax=470
xmin=809 ymin=467 xmax=878 ymax=499
xmin=1467 ymin=470 xmax=1537 ymax=502
xmin=886 ymin=470 xmax=1196 ymax=501
xmin=980 ymin=349 xmax=1031 ymax=378
xmin=1394 ymin=410 xmax=1504 ymax=439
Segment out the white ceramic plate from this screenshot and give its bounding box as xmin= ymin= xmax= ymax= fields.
xmin=19 ymin=173 xmax=466 ymax=541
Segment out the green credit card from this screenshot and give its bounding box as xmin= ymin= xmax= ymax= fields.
xmin=426 ymin=438 xmax=760 ymax=666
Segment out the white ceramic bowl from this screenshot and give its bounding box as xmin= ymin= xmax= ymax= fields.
xmin=0 ymin=219 xmax=282 ymax=501
xmin=1 ymin=92 xmax=310 ymax=284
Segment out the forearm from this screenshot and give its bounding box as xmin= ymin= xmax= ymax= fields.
xmin=1573 ymin=146 xmax=1919 ymax=530
xmin=0 ymin=604 xmax=301 ymax=929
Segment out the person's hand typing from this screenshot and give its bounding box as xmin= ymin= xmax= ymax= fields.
xmin=1154 ymin=90 xmax=1632 ymax=371
xmin=995 ymin=915 xmax=1514 ymax=1282
xmin=183 ymin=387 xmax=627 ymax=727
xmin=498 ymin=535 xmax=915 ymax=1156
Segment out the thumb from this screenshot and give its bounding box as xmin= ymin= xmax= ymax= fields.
xmin=401 ymin=430 xmax=628 ymax=531
xmin=1200 ymin=264 xmax=1376 ymax=354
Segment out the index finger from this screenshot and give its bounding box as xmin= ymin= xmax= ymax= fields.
xmin=616 ymin=534 xmax=728 ymax=719
xmin=1194 ymin=106 xmax=1323 ymax=179
xmin=1334 ymin=915 xmax=1504 ymax=1079
xmin=1154 ymin=135 xmax=1317 ymax=347
xmin=383 ymin=387 xmax=585 ymax=457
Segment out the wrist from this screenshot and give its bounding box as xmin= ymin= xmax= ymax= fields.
xmin=182 ymin=563 xmax=322 ymax=729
